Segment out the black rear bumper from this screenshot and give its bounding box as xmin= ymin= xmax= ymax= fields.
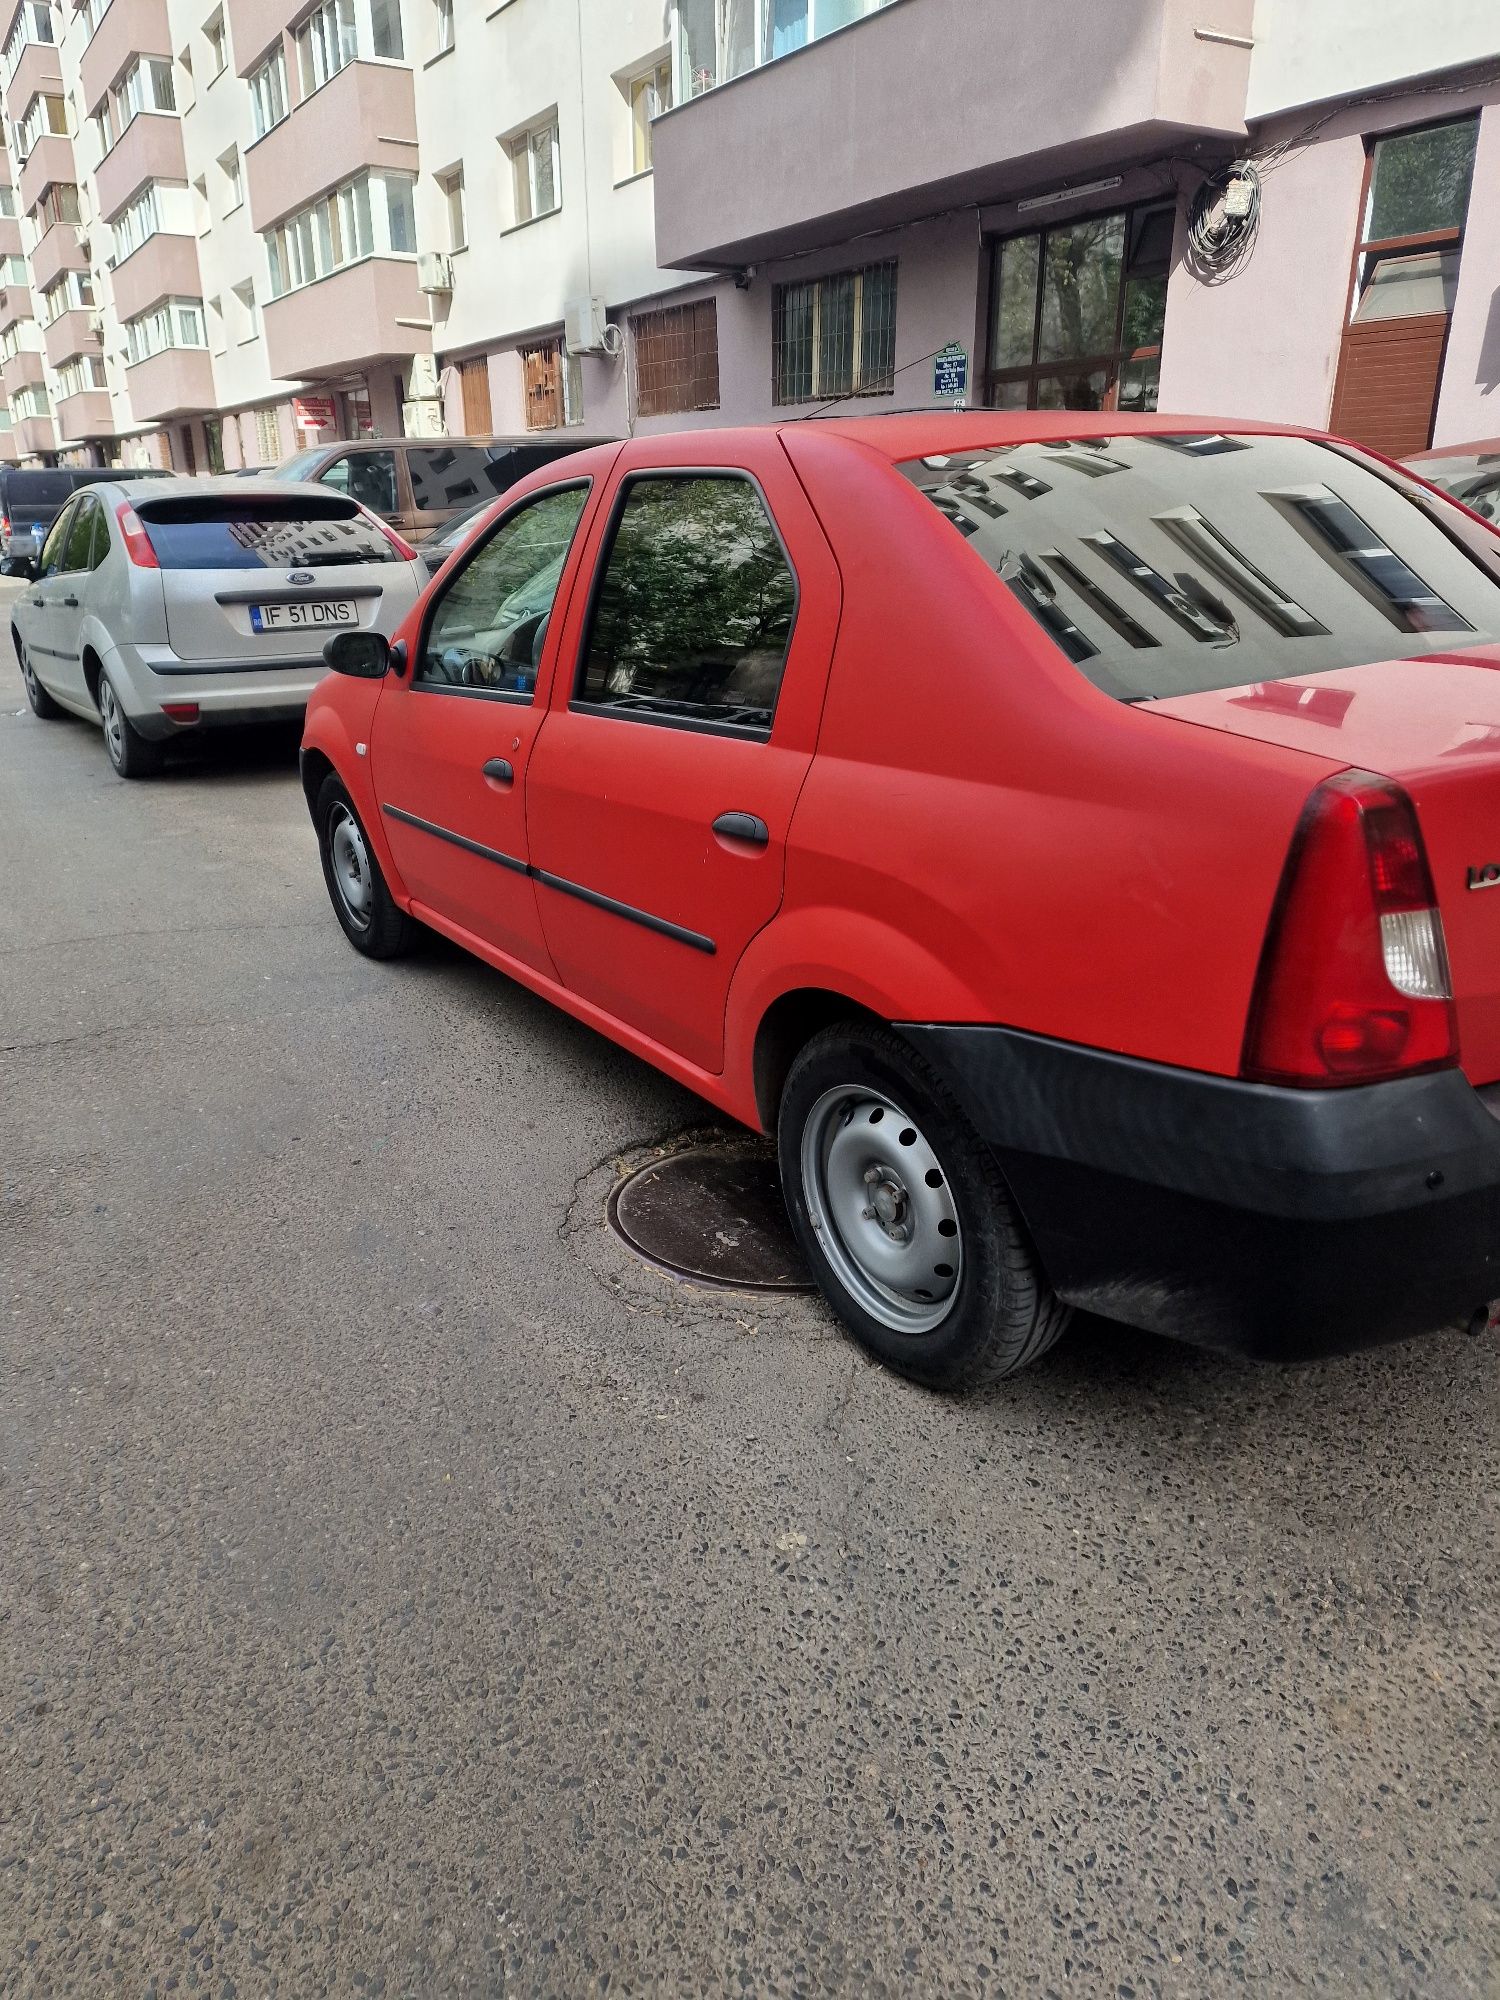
xmin=902 ymin=1025 xmax=1500 ymax=1359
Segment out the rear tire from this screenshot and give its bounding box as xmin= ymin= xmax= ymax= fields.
xmin=15 ymin=631 xmax=62 ymax=719
xmin=778 ymin=1021 xmax=1071 ymax=1390
xmin=315 ymin=773 xmax=413 ymax=959
xmin=98 ymin=670 xmax=163 ymax=779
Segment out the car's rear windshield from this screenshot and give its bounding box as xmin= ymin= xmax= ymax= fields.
xmin=4 ymin=472 xmax=77 ymax=511
xmin=134 ymin=496 xmax=399 ymax=570
xmin=900 ymin=433 xmax=1500 ymax=700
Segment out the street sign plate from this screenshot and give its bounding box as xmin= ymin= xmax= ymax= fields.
xmin=933 ymin=342 xmax=969 ymax=400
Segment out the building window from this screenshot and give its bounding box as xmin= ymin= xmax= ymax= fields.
xmin=439 ymin=168 xmax=465 ymax=251
xmin=16 ymin=92 xmax=67 ymax=161
xmin=35 ymin=181 xmax=81 ymax=234
xmin=507 ymin=117 xmax=560 ymax=225
xmin=2 ymin=4 xmax=55 ymax=87
xmin=40 ymin=269 xmax=93 ymax=324
xmin=632 ymin=298 xmax=720 ymax=416
xmin=434 ymin=0 xmax=453 ymax=53
xmin=1330 ymin=115 xmax=1481 ymax=458
xmin=11 ymin=382 xmax=51 ymax=421
xmin=125 ymin=297 xmax=206 ymax=365
xmin=296 ymin=0 xmax=356 ymax=97
xmin=232 ymin=277 xmax=257 ymax=341
xmin=772 ymin=258 xmax=896 ymax=406
xmin=103 ymin=57 xmax=177 ymax=148
xmin=112 ymin=184 xmax=163 ymax=261
xmin=676 ymin=0 xmax=892 ymax=95
xmin=206 ymin=294 xmax=225 ymax=352
xmin=204 ymin=415 xmax=225 ymax=472
xmin=58 ymin=354 xmax=107 ymax=397
xmin=219 ymin=146 xmax=242 ymax=211
xmin=370 ymin=0 xmax=403 ymax=57
xmin=249 ymin=47 xmax=288 ymax=137
xmin=263 ymin=171 xmax=416 ymax=297
xmin=0 ymin=186 xmax=14 ymax=218
xmin=254 ymin=404 xmax=280 ymax=460
xmin=205 ymin=10 xmax=227 ymax=76
xmin=628 ymin=56 xmax=671 ymax=174
xmin=521 ymin=338 xmax=581 ymax=429
xmin=83 ymin=0 xmax=111 ymax=34
xmin=984 ymin=199 xmax=1173 ymax=413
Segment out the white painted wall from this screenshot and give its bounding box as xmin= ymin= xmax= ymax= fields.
xmin=1247 ymin=0 xmax=1500 ymax=118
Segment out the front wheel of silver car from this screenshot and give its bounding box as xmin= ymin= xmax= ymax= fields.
xmin=779 ymin=1021 xmax=1071 ymax=1390
xmin=314 ymin=772 xmax=413 ymax=960
xmin=15 ymin=632 xmax=62 ymax=719
xmin=97 ymin=670 xmax=163 ymax=779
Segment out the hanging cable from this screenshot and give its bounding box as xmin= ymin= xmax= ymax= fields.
xmin=1186 ymin=160 xmax=1262 ymax=283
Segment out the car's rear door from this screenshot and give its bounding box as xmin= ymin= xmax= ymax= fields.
xmin=523 ymin=438 xmax=841 ymax=1073
xmin=368 ymin=476 xmax=604 ymax=974
xmin=131 ymin=491 xmax=418 ymax=663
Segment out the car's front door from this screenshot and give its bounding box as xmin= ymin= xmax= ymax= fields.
xmin=317 ymin=448 xmax=402 ymax=526
xmin=19 ymin=497 xmax=87 ymax=705
xmin=368 ymin=479 xmax=599 ymax=974
xmin=524 ymin=447 xmax=841 ymax=1074
xmin=49 ymin=494 xmax=104 ymax=683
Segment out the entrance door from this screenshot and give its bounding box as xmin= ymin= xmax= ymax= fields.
xmin=525 ymin=448 xmax=840 ymax=1073
xmin=1330 ymin=115 xmax=1479 ymax=457
xmin=369 ymin=481 xmax=595 ymax=973
xmin=459 ymin=355 xmax=492 ymax=434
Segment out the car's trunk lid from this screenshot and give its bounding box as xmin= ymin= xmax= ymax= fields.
xmin=1146 ymin=649 xmax=1500 ymax=1084
xmin=135 ymin=492 xmax=409 ymax=664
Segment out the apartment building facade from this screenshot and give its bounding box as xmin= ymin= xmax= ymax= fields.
xmin=0 ymin=0 xmax=1494 ymax=471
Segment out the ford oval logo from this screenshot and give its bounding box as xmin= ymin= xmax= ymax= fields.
xmin=288 ymin=570 xmax=315 ymax=585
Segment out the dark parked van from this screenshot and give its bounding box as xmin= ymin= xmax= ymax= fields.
xmin=0 ymin=465 xmax=172 ymax=571
xmin=269 ymin=435 xmax=612 ymax=542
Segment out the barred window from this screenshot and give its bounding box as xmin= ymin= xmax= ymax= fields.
xmin=632 ymin=298 xmax=720 ymax=418
xmin=772 ymin=259 xmax=896 ymax=406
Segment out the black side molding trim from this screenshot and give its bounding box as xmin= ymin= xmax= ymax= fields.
xmin=382 ymin=804 xmax=528 ymax=876
xmin=381 ymin=804 xmax=716 ymax=953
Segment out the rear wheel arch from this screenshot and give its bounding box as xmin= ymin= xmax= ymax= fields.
xmin=80 ymin=646 xmax=104 ymax=709
xmin=752 ymin=987 xmax=886 ymax=1133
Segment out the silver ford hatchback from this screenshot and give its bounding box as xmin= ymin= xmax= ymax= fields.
xmin=10 ymin=476 xmax=427 ymax=777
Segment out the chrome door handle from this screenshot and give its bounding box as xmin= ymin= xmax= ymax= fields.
xmin=481 ymin=757 xmax=514 ymax=785
xmin=712 ymin=811 xmax=769 ymax=848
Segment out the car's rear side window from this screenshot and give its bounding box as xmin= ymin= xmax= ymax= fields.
xmin=901 ymin=433 xmax=1500 ymax=700
xmin=575 ymin=474 xmax=797 ymax=735
xmin=134 ymin=497 xmax=399 ymax=570
xmin=407 ymin=445 xmax=513 ymax=511
xmin=6 ymin=472 xmax=76 ymax=512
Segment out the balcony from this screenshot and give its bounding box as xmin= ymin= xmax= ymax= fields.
xmin=246 ymin=61 xmax=418 ymax=231
xmin=55 ymin=388 xmax=113 ymax=440
xmin=228 ymin=0 xmax=298 ymax=73
xmin=94 ymin=111 xmax=185 ymax=223
xmin=0 ymin=216 xmax=19 ymax=258
xmin=17 ymin=132 xmax=74 ymax=218
xmin=3 ymin=38 xmax=63 ymax=119
xmin=0 ymin=284 xmax=33 ymax=331
xmin=110 ymin=232 xmax=202 ymax=323
xmin=30 ymin=221 xmax=86 ymax=295
xmin=0 ymin=424 xmax=18 ymax=463
xmin=1 ymin=347 xmax=44 ymax=397
xmin=43 ymin=307 xmax=101 ymax=368
xmin=13 ymin=412 xmax=56 ymax=456
xmin=262 ymin=256 xmax=427 ymax=382
xmin=652 ymin=0 xmax=1255 ymax=267
xmin=124 ymin=344 xmax=214 ymax=421
xmin=80 ymin=0 xmax=171 ymax=115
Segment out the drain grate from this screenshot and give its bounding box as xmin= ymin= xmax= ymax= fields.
xmin=607 ymin=1139 xmax=813 ymax=1293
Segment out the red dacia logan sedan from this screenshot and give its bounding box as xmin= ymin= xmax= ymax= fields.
xmin=301 ymin=414 xmax=1500 ymax=1388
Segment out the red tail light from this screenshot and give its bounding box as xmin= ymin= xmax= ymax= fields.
xmin=1243 ymin=770 xmax=1457 ymax=1087
xmin=0 ymin=513 xmax=10 ymax=539
xmin=357 ymin=504 xmax=416 ymax=561
xmin=115 ymin=501 xmax=159 ymax=568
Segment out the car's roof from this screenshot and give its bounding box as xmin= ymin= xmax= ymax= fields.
xmin=293 ymin=433 xmax=619 ymax=454
xmin=786 ymin=409 xmax=1319 ymax=461
xmin=1408 ymin=437 xmax=1500 ymax=463
xmin=110 ymin=474 xmax=359 ymax=501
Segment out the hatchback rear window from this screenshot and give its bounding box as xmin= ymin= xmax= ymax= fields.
xmin=901 ymin=433 xmax=1500 ymax=700
xmin=134 ymin=496 xmax=399 ymax=570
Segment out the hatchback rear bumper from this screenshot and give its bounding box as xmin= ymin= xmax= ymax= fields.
xmin=903 ymin=1024 xmax=1500 ymax=1358
xmin=111 ymin=643 xmax=325 ymax=735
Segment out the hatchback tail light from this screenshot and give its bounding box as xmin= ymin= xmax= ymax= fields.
xmin=0 ymin=513 xmax=10 ymax=540
xmin=115 ymin=501 xmax=159 ymax=568
xmin=1242 ymin=770 xmax=1457 ymax=1086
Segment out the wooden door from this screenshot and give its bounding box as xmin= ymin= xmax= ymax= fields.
xmin=459 ymin=355 xmax=492 ymax=434
xmin=1330 ymin=313 xmax=1450 ymax=458
xmin=522 ymin=343 xmax=561 ymax=430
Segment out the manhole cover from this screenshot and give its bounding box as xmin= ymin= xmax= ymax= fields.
xmin=607 ymin=1140 xmax=813 ymax=1293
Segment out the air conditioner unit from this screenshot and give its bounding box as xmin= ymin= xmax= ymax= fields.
xmin=416 ymin=252 xmax=452 ymax=295
xmin=76 ymin=235 xmax=91 ymax=261
xmin=406 ymin=353 xmax=439 ymax=400
xmin=87 ymin=312 xmax=103 ymax=336
xmin=564 ymin=294 xmax=607 ymax=354
xmin=401 ymin=396 xmax=445 ymax=438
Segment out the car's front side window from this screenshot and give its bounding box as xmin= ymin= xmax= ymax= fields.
xmin=38 ymin=504 xmax=74 ymax=577
xmin=574 ymin=474 xmax=797 ymax=736
xmin=63 ymin=497 xmax=97 ymax=573
xmin=319 ymin=451 xmax=398 ymax=516
xmin=416 ymin=483 xmax=589 ymax=698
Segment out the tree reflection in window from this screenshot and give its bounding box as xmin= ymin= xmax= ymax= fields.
xmin=578 ymin=476 xmax=797 ymax=732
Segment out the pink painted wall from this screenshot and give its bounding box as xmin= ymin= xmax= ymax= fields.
xmin=1434 ymin=102 xmax=1500 ymax=445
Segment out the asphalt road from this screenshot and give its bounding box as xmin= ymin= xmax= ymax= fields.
xmin=2 ymin=607 xmax=1498 ymax=1997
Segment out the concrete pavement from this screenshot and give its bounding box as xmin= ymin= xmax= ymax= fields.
xmin=2 ymin=619 xmax=1497 ymax=1997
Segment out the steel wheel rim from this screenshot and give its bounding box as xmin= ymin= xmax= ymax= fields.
xmin=328 ymin=804 xmax=373 ymax=928
xmin=800 ymin=1085 xmax=963 ymax=1335
xmin=99 ymin=678 xmax=124 ymax=764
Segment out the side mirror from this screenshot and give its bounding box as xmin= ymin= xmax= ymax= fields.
xmin=5 ymin=554 xmax=36 ymax=581
xmin=324 ymin=629 xmax=389 ymax=679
